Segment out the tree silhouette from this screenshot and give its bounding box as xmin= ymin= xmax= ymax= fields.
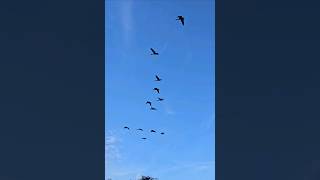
xmin=139 ymin=175 xmax=158 ymax=180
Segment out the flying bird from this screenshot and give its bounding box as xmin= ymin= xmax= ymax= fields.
xmin=157 ymin=98 xmax=164 ymax=101
xmin=150 ymin=48 xmax=159 ymax=55
xmin=124 ymin=126 xmax=130 ymax=130
xmin=137 ymin=128 xmax=143 ymax=131
xmin=141 ymin=138 xmax=147 ymax=140
xmin=176 ymin=16 xmax=184 ymax=26
xmin=150 ymin=130 xmax=156 ymax=133
xmin=155 ymin=75 xmax=162 ymax=81
xmin=160 ymin=132 xmax=165 ymax=135
xmin=146 ymin=101 xmax=152 ymax=106
xmin=153 ymin=88 xmax=160 ymax=94
xmin=150 ymin=107 xmax=157 ymax=111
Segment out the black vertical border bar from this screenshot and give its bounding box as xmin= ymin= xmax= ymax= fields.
xmin=0 ymin=0 xmax=105 ymax=179
xmin=217 ymin=0 xmax=320 ymax=180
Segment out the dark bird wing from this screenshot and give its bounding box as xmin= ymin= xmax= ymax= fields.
xmin=181 ymin=17 xmax=184 ymax=25
xmin=124 ymin=126 xmax=129 ymax=129
xmin=161 ymin=132 xmax=165 ymax=135
xmin=137 ymin=128 xmax=143 ymax=131
xmin=177 ymin=16 xmax=184 ymax=25
xmin=151 ymin=130 xmax=156 ymax=133
xmin=142 ymin=138 xmax=147 ymax=139
xmin=146 ymin=101 xmax=152 ymax=106
xmin=155 ymin=75 xmax=160 ymax=80
xmin=150 ymin=48 xmax=156 ymax=54
xmin=150 ymin=107 xmax=157 ymax=110
xmin=153 ymin=88 xmax=159 ymax=93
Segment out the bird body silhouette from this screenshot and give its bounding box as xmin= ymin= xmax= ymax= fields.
xmin=146 ymin=101 xmax=152 ymax=106
xmin=150 ymin=130 xmax=156 ymax=133
xmin=124 ymin=126 xmax=130 ymax=130
xmin=150 ymin=48 xmax=159 ymax=55
xmin=137 ymin=128 xmax=143 ymax=131
xmin=150 ymin=107 xmax=157 ymax=111
xmin=142 ymin=138 xmax=147 ymax=140
xmin=155 ymin=75 xmax=162 ymax=81
xmin=160 ymin=132 xmax=165 ymax=135
xmin=153 ymin=88 xmax=160 ymax=94
xmin=176 ymin=16 xmax=184 ymax=26
xmin=157 ymin=98 xmax=164 ymax=101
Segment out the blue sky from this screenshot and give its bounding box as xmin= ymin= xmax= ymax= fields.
xmin=106 ymin=0 xmax=214 ymax=179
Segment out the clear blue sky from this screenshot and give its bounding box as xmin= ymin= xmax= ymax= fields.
xmin=106 ymin=0 xmax=215 ymax=179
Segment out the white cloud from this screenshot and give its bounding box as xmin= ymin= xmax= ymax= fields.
xmin=120 ymin=0 xmax=134 ymax=45
xmin=105 ymin=133 xmax=122 ymax=161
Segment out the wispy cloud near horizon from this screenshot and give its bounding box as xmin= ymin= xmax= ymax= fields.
xmin=120 ymin=0 xmax=134 ymax=46
xmin=106 ymin=133 xmax=122 ymax=161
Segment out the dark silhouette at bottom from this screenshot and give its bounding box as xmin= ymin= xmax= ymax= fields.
xmin=139 ymin=176 xmax=158 ymax=180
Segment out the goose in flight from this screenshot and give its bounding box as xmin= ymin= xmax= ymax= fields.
xmin=146 ymin=101 xmax=152 ymax=106
xmin=137 ymin=128 xmax=143 ymax=131
xmin=150 ymin=107 xmax=157 ymax=111
xmin=157 ymin=98 xmax=164 ymax=101
xmin=150 ymin=130 xmax=156 ymax=133
xmin=160 ymin=132 xmax=165 ymax=135
xmin=124 ymin=126 xmax=130 ymax=130
xmin=176 ymin=16 xmax=184 ymax=26
xmin=155 ymin=75 xmax=162 ymax=81
xmin=153 ymin=88 xmax=160 ymax=94
xmin=150 ymin=48 xmax=159 ymax=55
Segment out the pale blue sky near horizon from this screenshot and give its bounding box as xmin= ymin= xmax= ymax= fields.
xmin=106 ymin=0 xmax=215 ymax=179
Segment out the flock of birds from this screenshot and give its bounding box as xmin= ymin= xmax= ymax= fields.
xmin=123 ymin=16 xmax=185 ymax=140
xmin=123 ymin=126 xmax=165 ymax=140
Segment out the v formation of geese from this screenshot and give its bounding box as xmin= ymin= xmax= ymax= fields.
xmin=124 ymin=16 xmax=185 ymax=140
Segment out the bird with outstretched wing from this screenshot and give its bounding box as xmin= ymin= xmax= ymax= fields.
xmin=155 ymin=75 xmax=162 ymax=81
xmin=153 ymin=88 xmax=160 ymax=94
xmin=150 ymin=48 xmax=159 ymax=55
xmin=176 ymin=16 xmax=184 ymax=26
xmin=146 ymin=101 xmax=152 ymax=106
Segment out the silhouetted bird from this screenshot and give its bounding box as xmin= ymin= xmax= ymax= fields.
xmin=155 ymin=75 xmax=162 ymax=81
xmin=146 ymin=101 xmax=152 ymax=106
xmin=176 ymin=16 xmax=184 ymax=26
xmin=150 ymin=130 xmax=156 ymax=133
xmin=137 ymin=128 xmax=143 ymax=131
xmin=142 ymin=138 xmax=147 ymax=140
xmin=157 ymin=98 xmax=164 ymax=101
xmin=124 ymin=126 xmax=130 ymax=130
xmin=160 ymin=132 xmax=165 ymax=135
xmin=150 ymin=48 xmax=159 ymax=55
xmin=150 ymin=107 xmax=157 ymax=111
xmin=153 ymin=88 xmax=160 ymax=94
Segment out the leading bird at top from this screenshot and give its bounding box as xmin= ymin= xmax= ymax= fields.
xmin=176 ymin=16 xmax=184 ymax=26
